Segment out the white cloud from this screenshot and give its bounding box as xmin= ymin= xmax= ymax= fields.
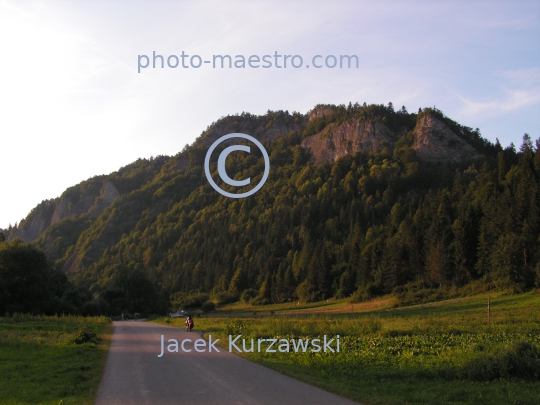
xmin=458 ymin=68 xmax=540 ymax=116
xmin=460 ymin=89 xmax=540 ymax=116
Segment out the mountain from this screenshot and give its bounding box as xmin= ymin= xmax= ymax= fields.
xmin=2 ymin=103 xmax=538 ymax=314
xmin=301 ymin=109 xmax=480 ymax=165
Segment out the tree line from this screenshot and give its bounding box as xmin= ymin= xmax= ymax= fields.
xmin=69 ymin=109 xmax=540 ymax=308
xmin=2 ymin=104 xmax=538 ymax=314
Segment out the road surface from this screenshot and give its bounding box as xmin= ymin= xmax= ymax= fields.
xmin=95 ymin=321 xmax=359 ymax=405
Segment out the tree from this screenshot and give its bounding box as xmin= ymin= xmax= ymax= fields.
xmin=490 ymin=233 xmax=528 ymax=291
xmin=0 ymin=239 xmax=68 ymax=314
xmin=228 ymin=267 xmax=247 ymax=298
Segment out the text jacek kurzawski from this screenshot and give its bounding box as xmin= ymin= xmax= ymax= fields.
xmin=157 ymin=335 xmax=340 ymax=357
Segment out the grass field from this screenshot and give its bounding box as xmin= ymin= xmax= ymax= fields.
xmin=157 ymin=291 xmax=540 ymax=405
xmin=0 ymin=314 xmax=112 ymax=405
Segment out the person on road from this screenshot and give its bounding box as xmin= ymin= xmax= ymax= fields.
xmin=185 ymin=315 xmax=194 ymax=332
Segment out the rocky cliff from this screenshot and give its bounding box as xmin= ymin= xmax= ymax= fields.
xmin=7 ymin=180 xmax=120 ymax=243
xmin=301 ymin=113 xmax=480 ymax=165
xmin=2 ymin=104 xmax=491 ymax=276
xmin=301 ymin=119 xmax=398 ymax=165
xmin=7 ymin=199 xmax=57 ymax=242
xmin=411 ymin=114 xmax=480 ymax=163
xmin=195 ymin=111 xmax=305 ymax=148
xmin=90 ymin=181 xmax=121 ymax=217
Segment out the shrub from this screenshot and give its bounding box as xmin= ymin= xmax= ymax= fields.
xmin=72 ymin=329 xmax=99 ymax=345
xmin=351 ymin=283 xmax=382 ymax=303
xmin=240 ymin=288 xmax=258 ymax=303
xmin=201 ymin=301 xmax=216 ymax=313
xmin=81 ymin=299 xmax=110 ymax=316
xmin=214 ymin=292 xmax=237 ymax=306
xmin=250 ymin=296 xmax=271 ymax=305
xmin=460 ymin=342 xmax=540 ymax=381
xmin=171 ymin=293 xmax=209 ymax=310
xmin=393 ymin=281 xmax=452 ymax=307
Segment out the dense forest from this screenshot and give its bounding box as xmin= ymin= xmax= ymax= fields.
xmin=0 ymin=237 xmax=115 ymax=315
xmin=2 ymin=103 xmax=539 ymax=315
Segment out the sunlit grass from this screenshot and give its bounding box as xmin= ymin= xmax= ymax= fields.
xmin=155 ymin=291 xmax=540 ymax=405
xmin=0 ymin=315 xmax=112 ymax=405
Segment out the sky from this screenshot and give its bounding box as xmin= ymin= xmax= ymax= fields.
xmin=0 ymin=0 xmax=539 ymax=229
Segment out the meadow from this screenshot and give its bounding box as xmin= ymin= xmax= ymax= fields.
xmin=157 ymin=291 xmax=540 ymax=405
xmin=0 ymin=314 xmax=111 ymax=405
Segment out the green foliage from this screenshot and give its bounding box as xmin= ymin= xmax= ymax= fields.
xmin=72 ymin=128 xmax=540 ymax=307
xmin=0 ymin=315 xmax=110 ymax=404
xmin=155 ymin=292 xmax=540 ymax=405
xmin=71 ymin=329 xmax=99 ymax=345
xmin=171 ymin=293 xmax=209 ymax=310
xmin=393 ymin=281 xmax=449 ymax=306
xmin=215 ymin=291 xmax=238 ymax=306
xmin=5 ymin=105 xmax=539 ymax=312
xmin=35 ymin=215 xmax=93 ymax=261
xmin=460 ymin=342 xmax=540 ymax=381
xmin=201 ymin=301 xmax=216 ymax=313
xmin=303 ymin=103 xmax=417 ymax=139
xmin=241 ymin=288 xmax=258 ymax=303
xmin=0 ymin=239 xmax=70 ymax=314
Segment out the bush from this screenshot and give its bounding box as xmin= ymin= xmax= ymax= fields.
xmin=393 ymin=281 xmax=451 ymax=306
xmin=460 ymin=342 xmax=540 ymax=381
xmin=351 ymin=283 xmax=382 ymax=303
xmin=214 ymin=292 xmax=237 ymax=306
xmin=171 ymin=293 xmax=209 ymax=310
xmin=72 ymin=329 xmax=99 ymax=345
xmin=240 ymin=288 xmax=257 ymax=303
xmin=201 ymin=301 xmax=216 ymax=313
xmin=250 ymin=296 xmax=271 ymax=305
xmin=81 ymin=299 xmax=110 ymax=316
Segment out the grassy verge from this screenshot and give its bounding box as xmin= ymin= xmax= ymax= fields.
xmin=0 ymin=314 xmax=112 ymax=405
xmin=156 ymin=291 xmax=540 ymax=405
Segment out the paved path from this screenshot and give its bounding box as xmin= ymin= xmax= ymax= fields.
xmin=95 ymin=321 xmax=359 ymax=405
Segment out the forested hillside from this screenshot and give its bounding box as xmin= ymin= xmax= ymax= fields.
xmin=2 ymin=103 xmax=539 ymax=314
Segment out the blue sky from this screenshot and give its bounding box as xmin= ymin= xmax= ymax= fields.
xmin=0 ymin=0 xmax=539 ymax=228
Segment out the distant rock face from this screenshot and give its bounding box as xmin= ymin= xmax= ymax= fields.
xmin=197 ymin=116 xmax=304 ymax=148
xmin=50 ymin=195 xmax=94 ymax=225
xmin=412 ymin=114 xmax=480 ymax=163
xmin=308 ymin=106 xmax=336 ymax=122
xmin=301 ymin=119 xmax=397 ymax=165
xmin=9 ymin=180 xmax=121 ymax=243
xmin=301 ymin=114 xmax=480 ymax=165
xmin=50 ymin=181 xmax=120 ymax=224
xmin=7 ymin=201 xmax=54 ymax=242
xmin=90 ymin=181 xmax=121 ymax=217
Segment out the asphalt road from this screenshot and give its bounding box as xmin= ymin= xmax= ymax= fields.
xmin=95 ymin=321 xmax=359 ymax=405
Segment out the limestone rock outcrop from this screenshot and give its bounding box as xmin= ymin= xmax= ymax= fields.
xmin=301 ymin=114 xmax=480 ymax=165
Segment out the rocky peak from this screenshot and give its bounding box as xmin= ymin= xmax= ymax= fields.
xmin=90 ymin=181 xmax=121 ymax=217
xmin=50 ymin=194 xmax=94 ymax=226
xmin=6 ymin=199 xmax=56 ymax=242
xmin=301 ymin=113 xmax=481 ymax=165
xmin=196 ymin=112 xmax=305 ymax=148
xmin=301 ymin=119 xmax=397 ymax=165
xmin=8 ymin=180 xmax=121 ymax=243
xmin=308 ymin=105 xmax=336 ymax=122
xmin=412 ymin=114 xmax=480 ymax=163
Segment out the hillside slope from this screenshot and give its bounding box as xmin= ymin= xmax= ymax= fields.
xmin=2 ymin=103 xmax=538 ymax=314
